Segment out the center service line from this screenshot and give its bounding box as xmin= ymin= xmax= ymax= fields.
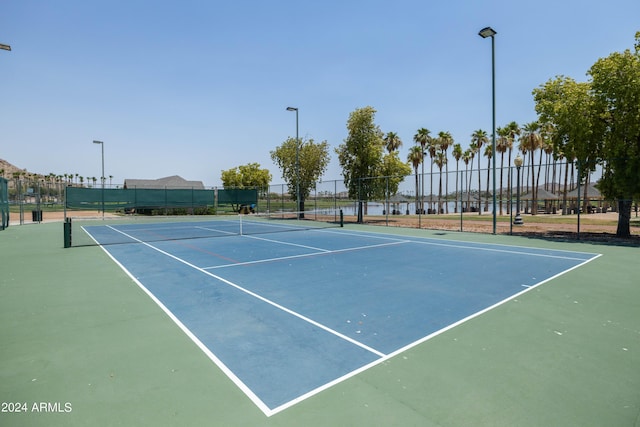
xmin=106 ymin=225 xmax=387 ymax=358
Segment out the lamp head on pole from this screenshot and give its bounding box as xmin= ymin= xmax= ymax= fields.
xmin=286 ymin=107 xmax=298 ymax=112
xmin=478 ymin=27 xmax=497 ymax=38
xmin=93 ymin=140 xmax=103 ymax=145
xmin=514 ymin=154 xmax=523 ymax=169
xmin=0 ymin=44 xmax=11 ymax=51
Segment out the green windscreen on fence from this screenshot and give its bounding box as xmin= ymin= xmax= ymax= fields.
xmin=0 ymin=178 xmax=8 ymax=230
xmin=65 ymin=187 xmax=215 ymax=211
xmin=65 ymin=187 xmax=258 ymax=213
xmin=217 ymin=188 xmax=258 ymax=205
xmin=217 ymin=188 xmax=259 ymax=212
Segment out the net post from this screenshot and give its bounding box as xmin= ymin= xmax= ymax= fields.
xmin=63 ymin=218 xmax=72 ymax=248
xmin=340 ymin=209 xmax=344 ymax=227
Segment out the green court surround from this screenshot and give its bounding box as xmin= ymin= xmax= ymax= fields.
xmin=1 ymin=222 xmax=639 ymax=426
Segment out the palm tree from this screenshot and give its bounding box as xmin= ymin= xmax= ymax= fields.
xmin=434 ymin=151 xmax=447 ymax=214
xmin=496 ymin=126 xmax=509 ymax=214
xmin=384 ymin=131 xmax=402 ymax=153
xmin=413 ymin=128 xmax=431 ymax=214
xmin=438 ymin=131 xmax=453 ymax=213
xmin=427 ymin=138 xmax=438 ymax=212
xmin=539 ymin=123 xmax=554 ymax=190
xmin=407 ymin=145 xmax=423 ymax=214
xmin=464 ymin=147 xmax=475 ymax=211
xmin=520 ymin=121 xmax=541 ymax=214
xmin=483 ymin=144 xmax=493 ymax=211
xmin=452 ymin=143 xmax=463 ymax=213
xmin=382 ymin=131 xmax=403 ymax=213
xmin=504 ymin=121 xmax=520 ymax=214
xmin=471 ymin=130 xmax=488 ymax=215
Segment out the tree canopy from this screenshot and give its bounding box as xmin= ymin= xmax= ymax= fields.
xmin=533 ymin=31 xmax=640 ymax=236
xmin=588 ymin=31 xmax=640 ymax=236
xmin=220 ymin=163 xmax=271 ymax=189
xmin=336 ymin=106 xmax=385 ymax=201
xmin=270 ymin=137 xmax=331 ymax=205
xmin=336 ymin=106 xmax=410 ymax=201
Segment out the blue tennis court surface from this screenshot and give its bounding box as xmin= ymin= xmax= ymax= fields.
xmin=83 ymin=220 xmax=600 ymax=416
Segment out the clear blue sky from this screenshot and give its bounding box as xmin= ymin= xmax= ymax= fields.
xmin=1 ymin=0 xmax=639 ymax=187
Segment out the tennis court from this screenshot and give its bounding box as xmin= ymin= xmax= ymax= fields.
xmin=79 ymin=216 xmax=599 ymax=416
xmin=3 ymin=219 xmax=640 ymax=426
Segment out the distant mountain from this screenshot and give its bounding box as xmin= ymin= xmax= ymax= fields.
xmin=0 ymin=158 xmax=28 ymax=179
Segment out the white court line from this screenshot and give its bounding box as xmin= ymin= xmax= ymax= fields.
xmin=322 ymin=226 xmax=602 ymax=254
xmin=322 ymin=227 xmax=597 ymax=261
xmin=194 ymin=225 xmax=238 ymax=236
xmin=92 ymin=224 xmax=602 ymax=417
xmin=242 ymin=233 xmax=331 ymax=252
xmin=408 ymin=239 xmax=593 ymax=261
xmin=203 ymin=239 xmax=410 ymax=270
xmin=104 ymin=225 xmax=387 ymax=411
xmin=268 ymin=251 xmax=604 ymax=415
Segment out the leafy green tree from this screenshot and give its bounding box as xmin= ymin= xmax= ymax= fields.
xmin=221 ymin=163 xmax=271 ymax=193
xmin=588 ymin=31 xmax=640 ymax=236
xmin=378 ymin=151 xmax=412 ymax=207
xmin=336 ymin=106 xmax=385 ymax=204
xmin=271 ymin=138 xmax=330 ymax=211
xmin=533 ymin=77 xmax=597 ymax=215
xmin=380 ymin=132 xmax=411 ymax=212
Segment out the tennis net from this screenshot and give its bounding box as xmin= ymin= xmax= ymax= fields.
xmin=64 ymin=210 xmax=343 ymax=247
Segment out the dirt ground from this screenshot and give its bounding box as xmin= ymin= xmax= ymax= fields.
xmin=363 ymin=212 xmax=618 ymax=233
xmin=347 ymin=211 xmax=640 ymax=243
xmin=10 ymin=210 xmax=119 ymax=224
xmin=14 ymin=210 xmax=639 ymax=243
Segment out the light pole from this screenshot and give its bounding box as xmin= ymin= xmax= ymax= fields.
xmin=514 ymin=154 xmax=523 ymax=225
xmin=93 ymin=140 xmax=105 ymax=219
xmin=285 ymin=107 xmax=301 ymax=219
xmin=479 ymin=26 xmax=497 ymax=235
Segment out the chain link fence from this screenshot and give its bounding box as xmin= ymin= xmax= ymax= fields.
xmin=4 ymin=159 xmax=639 ymax=238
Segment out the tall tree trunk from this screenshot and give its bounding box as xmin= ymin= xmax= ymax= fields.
xmin=485 ymin=158 xmax=490 ymax=211
xmin=454 ymin=161 xmax=459 ymax=213
xmin=499 ymin=152 xmax=505 ymax=215
xmin=506 ymin=148 xmax=512 ymax=214
xmin=478 ymin=153 xmax=482 ymax=215
xmin=562 ymin=161 xmax=570 ymax=215
xmin=534 ymin=148 xmax=544 ymax=215
xmin=583 ymin=173 xmax=590 ymax=213
xmin=415 ymin=171 xmax=419 ymax=214
xmin=467 ymin=163 xmax=473 ymax=212
xmin=438 ymin=172 xmax=442 ymax=213
xmin=530 ymin=150 xmax=537 ymax=215
xmin=430 ymin=162 xmax=434 ymax=212
xmin=617 ymin=198 xmax=632 ymax=237
xmin=445 ymin=156 xmax=449 ymax=214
